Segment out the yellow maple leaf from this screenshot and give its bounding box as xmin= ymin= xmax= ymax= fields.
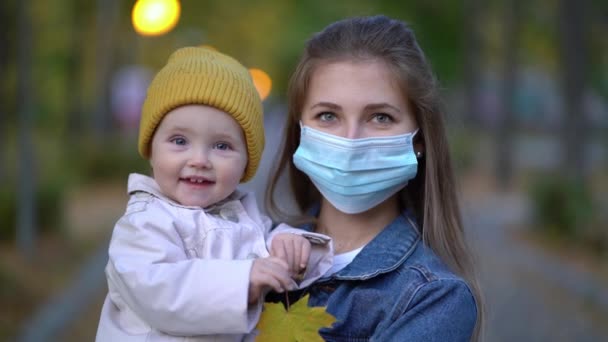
xmin=255 ymin=294 xmax=336 ymax=341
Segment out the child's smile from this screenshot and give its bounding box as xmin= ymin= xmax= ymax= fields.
xmin=181 ymin=176 xmax=214 ymax=185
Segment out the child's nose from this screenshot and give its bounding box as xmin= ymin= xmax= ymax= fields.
xmin=188 ymin=149 xmax=212 ymax=168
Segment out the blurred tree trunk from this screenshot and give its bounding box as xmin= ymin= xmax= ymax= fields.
xmin=463 ymin=0 xmax=482 ymax=126
xmin=558 ymin=0 xmax=587 ymax=180
xmin=65 ymin=0 xmax=85 ymax=145
xmin=495 ymin=0 xmax=521 ymax=190
xmin=0 ymin=1 xmax=8 ymax=180
xmin=92 ymin=0 xmax=119 ymax=141
xmin=16 ymin=0 xmax=36 ymax=260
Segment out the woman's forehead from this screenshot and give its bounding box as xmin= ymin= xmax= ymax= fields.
xmin=304 ymin=60 xmax=408 ymax=111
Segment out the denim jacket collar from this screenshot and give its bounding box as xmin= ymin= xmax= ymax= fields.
xmin=332 ymin=211 xmax=420 ymax=280
xmin=302 ymin=206 xmax=421 ymax=282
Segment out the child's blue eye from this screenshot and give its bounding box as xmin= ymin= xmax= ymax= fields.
xmin=171 ymin=137 xmax=187 ymax=146
xmin=214 ymin=142 xmax=231 ymax=150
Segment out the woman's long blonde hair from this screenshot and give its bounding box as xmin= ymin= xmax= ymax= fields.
xmin=266 ymin=15 xmax=483 ymax=340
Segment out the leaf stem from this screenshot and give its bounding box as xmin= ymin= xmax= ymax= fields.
xmin=285 ymin=292 xmax=290 ymax=311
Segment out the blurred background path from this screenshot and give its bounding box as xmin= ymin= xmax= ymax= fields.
xmin=463 ymin=191 xmax=608 ymax=341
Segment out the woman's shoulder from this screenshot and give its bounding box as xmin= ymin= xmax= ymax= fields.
xmin=402 ymin=240 xmax=464 ymax=281
xmin=398 ymin=249 xmax=476 ymax=307
xmin=374 ymin=263 xmax=478 ymax=340
xmin=393 ymin=242 xmax=478 ymax=320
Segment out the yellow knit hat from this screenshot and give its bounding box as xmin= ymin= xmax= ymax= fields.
xmin=138 ymin=46 xmax=264 ymax=183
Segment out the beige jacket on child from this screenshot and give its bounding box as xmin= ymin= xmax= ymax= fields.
xmin=96 ymin=173 xmax=333 ymax=342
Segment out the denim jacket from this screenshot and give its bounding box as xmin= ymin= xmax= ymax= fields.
xmin=278 ymin=211 xmax=477 ymax=342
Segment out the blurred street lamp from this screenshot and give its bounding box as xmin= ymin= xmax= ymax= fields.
xmin=132 ymin=0 xmax=180 ymax=36
xmin=249 ymin=68 xmax=272 ymax=101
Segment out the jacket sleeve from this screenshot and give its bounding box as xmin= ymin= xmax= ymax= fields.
xmin=238 ymin=191 xmax=333 ymax=287
xmin=267 ymin=223 xmax=334 ymax=288
xmin=373 ymin=279 xmax=478 ymax=342
xmin=105 ymin=205 xmax=259 ymax=336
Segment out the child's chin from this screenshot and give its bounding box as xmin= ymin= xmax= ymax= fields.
xmin=191 ymin=202 xmax=209 ymax=208
xmin=178 ymin=197 xmax=211 ymax=208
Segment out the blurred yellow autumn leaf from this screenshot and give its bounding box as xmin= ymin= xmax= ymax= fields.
xmin=255 ymin=294 xmax=336 ymax=341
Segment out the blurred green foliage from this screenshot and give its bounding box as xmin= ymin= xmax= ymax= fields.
xmin=0 ymin=190 xmax=17 ymax=240
xmin=530 ymin=174 xmax=606 ymax=255
xmin=530 ymin=175 xmax=592 ymax=236
xmin=448 ymin=128 xmax=476 ymax=175
xmin=72 ymin=139 xmax=149 ymax=184
xmin=0 ymin=181 xmax=64 ymax=241
xmin=0 ymin=130 xmax=146 ymax=241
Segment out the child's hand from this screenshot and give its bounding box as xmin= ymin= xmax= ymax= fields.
xmin=270 ymin=233 xmax=311 ymax=278
xmin=248 ymin=257 xmax=292 ymax=304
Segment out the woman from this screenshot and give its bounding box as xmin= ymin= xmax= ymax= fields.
xmin=266 ymin=15 xmax=483 ymax=341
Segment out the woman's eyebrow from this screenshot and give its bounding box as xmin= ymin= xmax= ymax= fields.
xmin=309 ymin=102 xmax=342 ymax=110
xmin=364 ymin=103 xmax=402 ymax=113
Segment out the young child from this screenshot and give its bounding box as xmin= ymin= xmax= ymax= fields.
xmin=96 ymin=47 xmax=332 ymax=342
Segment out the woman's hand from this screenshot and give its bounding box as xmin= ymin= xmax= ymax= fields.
xmin=270 ymin=233 xmax=311 ymax=278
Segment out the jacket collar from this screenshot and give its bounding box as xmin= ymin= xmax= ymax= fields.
xmin=128 ymin=173 xmax=166 ymax=199
xmin=329 ymin=210 xmax=421 ymax=281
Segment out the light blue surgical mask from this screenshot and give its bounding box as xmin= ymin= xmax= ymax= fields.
xmin=293 ymin=124 xmax=419 ymax=214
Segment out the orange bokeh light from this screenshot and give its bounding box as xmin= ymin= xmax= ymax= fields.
xmin=249 ymin=68 xmax=272 ymax=101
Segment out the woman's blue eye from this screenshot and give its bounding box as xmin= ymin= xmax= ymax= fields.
xmin=171 ymin=137 xmax=187 ymax=145
xmin=319 ymin=112 xmax=336 ymax=122
xmin=374 ymin=113 xmax=393 ymax=123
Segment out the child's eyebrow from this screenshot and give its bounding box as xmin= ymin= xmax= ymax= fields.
xmin=166 ymin=125 xmax=193 ymax=134
xmin=166 ymin=125 xmax=241 ymax=142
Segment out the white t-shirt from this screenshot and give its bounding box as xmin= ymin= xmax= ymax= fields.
xmin=324 ymin=246 xmax=364 ymax=276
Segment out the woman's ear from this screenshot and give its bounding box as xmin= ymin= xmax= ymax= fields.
xmin=414 ymin=143 xmax=424 ymax=159
xmin=414 ymin=131 xmax=425 ymax=159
